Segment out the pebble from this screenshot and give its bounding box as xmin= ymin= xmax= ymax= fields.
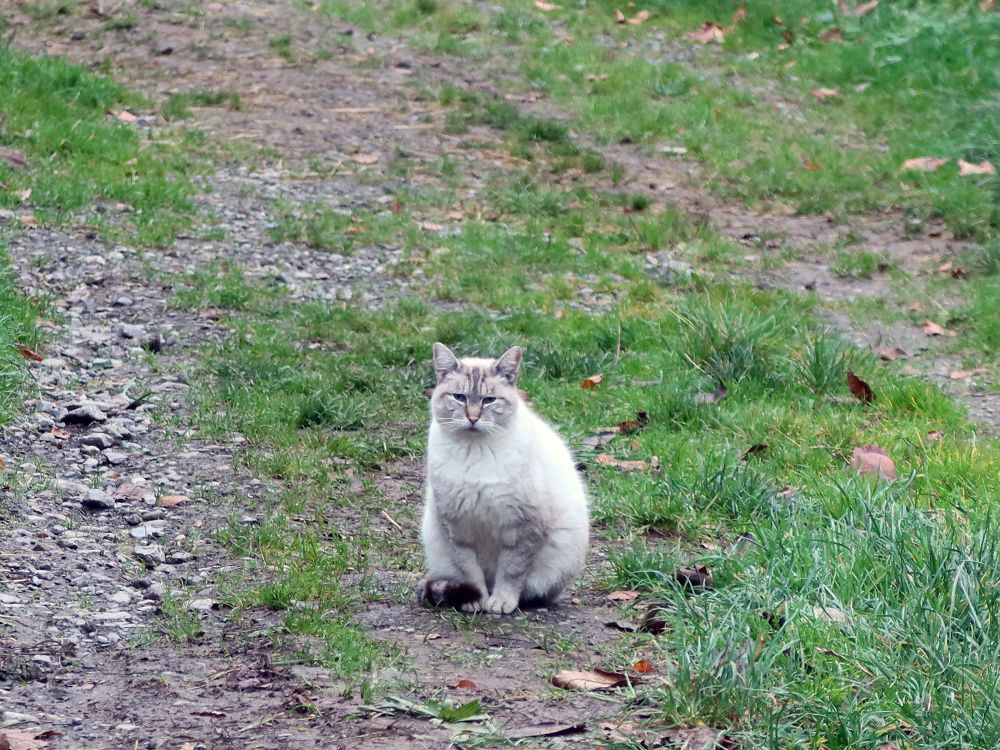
xmin=104 ymin=450 xmax=128 ymax=465
xmin=82 ymin=489 xmax=115 ymax=510
xmin=62 ymin=405 xmax=108 ymax=425
xmin=120 ymin=323 xmax=145 ymax=339
xmin=80 ymin=432 xmax=115 ymax=449
xmin=189 ymin=598 xmax=214 ymax=612
xmin=134 ymin=543 xmax=165 ymax=567
xmin=129 ymin=521 xmax=166 ymax=540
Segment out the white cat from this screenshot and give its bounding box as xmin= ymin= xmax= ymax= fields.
xmin=420 ymin=343 xmax=589 ymax=615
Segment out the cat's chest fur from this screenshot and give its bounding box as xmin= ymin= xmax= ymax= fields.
xmin=428 ymin=439 xmax=540 ymax=525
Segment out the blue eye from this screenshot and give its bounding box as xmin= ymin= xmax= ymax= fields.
xmin=482 ymin=396 xmax=497 ymax=405
xmin=452 ymin=393 xmax=467 ymax=402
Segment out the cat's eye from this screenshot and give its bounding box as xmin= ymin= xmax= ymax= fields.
xmin=481 ymin=396 xmax=497 ymax=405
xmin=452 ymin=393 xmax=467 ymax=403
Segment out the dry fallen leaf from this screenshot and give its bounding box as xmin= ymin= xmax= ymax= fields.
xmin=632 ymin=659 xmax=655 ymax=674
xmin=949 ymin=367 xmax=987 ymax=380
xmin=846 ymin=371 xmax=874 ymax=404
xmin=819 ymin=27 xmax=844 ymax=41
xmin=17 ymin=345 xmax=44 ymax=362
xmin=812 ymin=604 xmax=849 ymax=623
xmin=159 ymin=494 xmax=190 ymax=507
xmin=811 ymin=87 xmax=840 ymax=100
xmin=923 ymin=320 xmax=945 ymax=336
xmin=627 ymin=10 xmax=650 ymax=25
xmin=607 ymin=590 xmax=641 ymax=602
xmin=581 ymin=374 xmax=603 ymax=389
xmin=732 ymin=6 xmax=748 ymax=23
xmin=927 ymin=430 xmax=942 ymax=441
xmin=451 ymin=678 xmax=479 ymax=689
xmin=615 ymin=8 xmax=626 ymax=23
xmin=851 ymin=445 xmax=896 ymax=481
xmin=675 ymin=565 xmax=714 ymax=590
xmin=981 ymin=0 xmax=997 ymax=11
xmin=901 ymin=157 xmax=948 ymax=172
xmin=0 ymin=146 xmax=28 ymax=169
xmin=19 ymin=214 xmax=38 ymax=227
xmin=507 ymin=723 xmax=585 ymax=740
xmin=0 ymin=730 xmax=50 ymax=750
xmin=109 ymin=109 xmax=137 ymax=123
xmin=601 ymin=721 xmax=638 ymax=743
xmin=688 ymin=21 xmax=725 ymax=44
xmin=662 ymin=726 xmax=738 ymax=750
xmin=957 ymin=159 xmax=997 ymax=176
xmin=533 ymin=0 xmax=558 ymax=10
xmin=595 ymin=453 xmax=647 ymax=471
xmin=0 ymin=457 xmax=6 ymax=470
xmin=639 ymin=605 xmax=668 ymax=633
xmin=741 ymin=443 xmax=768 ymax=460
xmin=838 ymin=0 xmax=879 ymax=16
xmin=693 ymin=382 xmax=728 ymax=405
xmin=552 ymin=669 xmax=631 ymax=691
xmin=353 ymin=153 xmax=380 ymax=165
xmin=878 ymin=346 xmax=907 ymax=361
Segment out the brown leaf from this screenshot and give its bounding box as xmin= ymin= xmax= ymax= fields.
xmin=507 ymin=723 xmax=585 ymax=739
xmin=811 ymin=87 xmax=840 ymax=100
xmin=50 ymin=427 xmax=71 ymax=440
xmin=981 ymin=0 xmax=997 ymax=11
xmin=582 ymin=430 xmax=618 ymax=449
xmin=923 ymin=320 xmax=945 ymax=336
xmin=878 ymin=346 xmax=907 ymax=361
xmin=802 ymin=159 xmax=821 ymax=171
xmin=615 ymin=8 xmax=626 ymax=23
xmin=353 ymin=153 xmax=380 ymax=165
xmin=851 ymin=445 xmax=896 ymax=481
xmin=109 ymin=109 xmax=137 ymax=123
xmin=662 ymin=726 xmax=738 ymax=750
xmin=0 ymin=146 xmax=28 ymax=169
xmin=951 ymin=267 xmax=968 ymax=279
xmin=581 ymin=373 xmax=603 ymax=389
xmin=693 ymin=382 xmax=727 ymax=405
xmin=688 ymin=22 xmax=725 ymax=44
xmin=819 ymin=27 xmax=844 ymax=41
xmin=0 ymin=457 xmax=6 ymax=470
xmin=17 ymin=345 xmax=44 ymax=362
xmin=607 ymin=590 xmax=641 ymax=602
xmin=533 ymin=0 xmax=558 ymax=10
xmin=957 ymin=159 xmax=997 ymax=176
xmin=551 ymin=668 xmax=632 ymax=691
xmin=741 ymin=443 xmax=768 ymax=460
xmin=731 ymin=6 xmax=748 ymax=23
xmin=159 ymin=494 xmax=190 ymax=507
xmin=595 ymin=453 xmax=647 ymax=471
xmin=927 ymin=430 xmax=942 ymax=441
xmin=675 ymin=565 xmax=714 ymax=590
xmin=627 ymin=10 xmax=650 ymax=25
xmin=948 ymin=367 xmax=987 ymax=380
xmin=839 ymin=0 xmax=879 ymax=16
xmin=450 ymin=678 xmax=478 ymax=689
xmin=639 ymin=605 xmax=668 ymax=633
xmin=19 ymin=214 xmax=38 ymax=227
xmin=846 ymin=371 xmax=874 ymax=404
xmin=901 ymin=157 xmax=948 ymax=172
xmin=0 ymin=730 xmax=49 ymax=750
xmin=632 ymin=659 xmax=655 ymax=673
xmin=601 ymin=721 xmax=638 ymax=742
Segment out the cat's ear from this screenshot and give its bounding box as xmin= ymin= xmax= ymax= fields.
xmin=432 ymin=342 xmax=460 ymax=383
xmin=494 ymin=346 xmax=522 ymax=384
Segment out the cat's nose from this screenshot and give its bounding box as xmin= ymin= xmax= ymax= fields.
xmin=466 ymin=406 xmax=482 ymax=423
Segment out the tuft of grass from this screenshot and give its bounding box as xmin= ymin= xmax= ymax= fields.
xmin=163 ymin=89 xmax=244 ymax=121
xmin=0 ymin=246 xmax=40 ymax=425
xmin=0 ymin=49 xmax=203 ymax=246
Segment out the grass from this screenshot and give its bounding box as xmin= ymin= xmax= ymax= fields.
xmin=0 ymin=48 xmax=203 ymax=246
xmin=0 ymin=245 xmax=39 ymax=426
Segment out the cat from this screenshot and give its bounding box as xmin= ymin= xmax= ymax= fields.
xmin=419 ymin=342 xmax=589 ymax=614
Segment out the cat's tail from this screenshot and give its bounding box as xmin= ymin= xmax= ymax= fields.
xmin=419 ymin=578 xmax=482 ymax=609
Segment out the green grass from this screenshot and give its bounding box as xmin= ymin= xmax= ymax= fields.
xmin=0 ymin=245 xmax=39 ymax=426
xmin=0 ymin=48 xmax=203 ymax=246
xmin=163 ymin=89 xmax=244 ymax=121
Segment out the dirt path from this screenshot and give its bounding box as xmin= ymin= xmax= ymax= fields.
xmin=1 ymin=1 xmax=995 ymax=748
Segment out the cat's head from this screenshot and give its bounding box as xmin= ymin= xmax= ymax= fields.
xmin=430 ymin=343 xmax=522 ymax=436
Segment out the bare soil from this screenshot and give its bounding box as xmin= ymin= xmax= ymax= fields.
xmin=1 ymin=2 xmax=995 ymax=749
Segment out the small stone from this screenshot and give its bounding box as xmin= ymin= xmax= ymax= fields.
xmin=134 ymin=543 xmax=165 ymax=568
xmin=120 ymin=324 xmax=145 ymax=339
xmin=104 ymin=450 xmax=128 ymax=465
xmin=82 ymin=489 xmax=115 ymax=510
xmin=109 ymin=591 xmax=132 ymax=605
xmin=114 ymin=482 xmax=155 ymax=503
xmin=144 ymin=582 xmax=166 ymax=600
xmin=80 ymin=432 xmax=115 ymax=449
xmin=0 ymin=593 xmax=21 ymax=604
xmin=166 ymin=550 xmax=194 ymax=564
xmin=189 ymin=598 xmax=214 ymax=612
xmin=55 ymin=479 xmax=89 ymax=497
xmin=129 ymin=521 xmax=165 ymax=540
xmin=70 ymin=30 xmax=86 ymax=41
xmin=62 ymin=405 xmax=107 ymax=425
xmin=114 ymin=296 xmax=133 ymax=306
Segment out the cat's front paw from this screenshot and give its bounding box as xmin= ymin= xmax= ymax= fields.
xmin=459 ymin=596 xmax=487 ymax=613
xmin=485 ymin=593 xmax=519 ymax=615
